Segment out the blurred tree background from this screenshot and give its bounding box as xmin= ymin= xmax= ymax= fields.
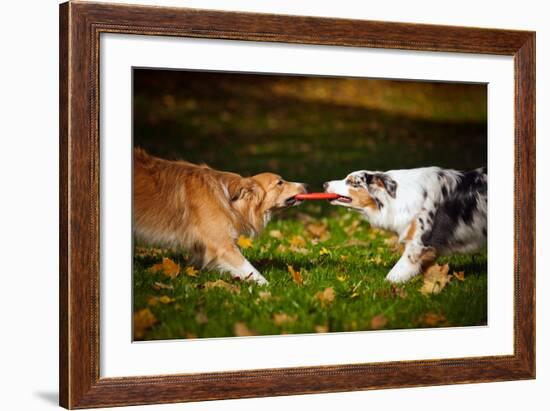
xmin=133 ymin=69 xmax=486 ymax=190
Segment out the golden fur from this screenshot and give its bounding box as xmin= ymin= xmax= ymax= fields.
xmin=133 ymin=148 xmax=307 ymax=284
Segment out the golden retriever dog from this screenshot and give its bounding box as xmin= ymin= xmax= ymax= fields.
xmin=133 ymin=148 xmax=308 ymax=284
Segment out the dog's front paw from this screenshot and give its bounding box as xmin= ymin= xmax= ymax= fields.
xmin=246 ymin=272 xmax=269 ymax=286
xmin=385 ymin=262 xmax=419 ymax=284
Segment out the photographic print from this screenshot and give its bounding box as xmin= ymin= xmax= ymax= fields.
xmin=60 ymin=4 xmax=535 ymax=406
xmin=132 ymin=69 xmax=488 ymax=340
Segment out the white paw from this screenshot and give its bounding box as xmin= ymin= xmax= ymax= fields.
xmin=248 ymin=272 xmax=268 ymax=285
xmin=385 ymin=261 xmax=419 ymax=283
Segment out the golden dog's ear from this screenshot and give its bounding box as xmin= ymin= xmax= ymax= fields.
xmin=224 ymin=175 xmax=263 ymax=203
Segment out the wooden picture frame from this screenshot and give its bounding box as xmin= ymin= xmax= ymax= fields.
xmin=59 ymin=1 xmax=535 ymax=408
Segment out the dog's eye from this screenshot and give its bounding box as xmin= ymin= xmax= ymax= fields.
xmin=277 ymin=180 xmax=284 ymax=186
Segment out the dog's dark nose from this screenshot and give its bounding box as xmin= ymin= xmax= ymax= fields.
xmin=302 ymin=183 xmax=310 ymax=193
xmin=323 ymin=182 xmax=329 ymax=191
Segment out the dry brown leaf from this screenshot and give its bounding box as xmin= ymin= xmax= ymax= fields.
xmin=314 ymin=324 xmax=329 ymax=333
xmin=269 ymin=229 xmax=283 ymax=239
xmin=147 ymin=296 xmax=159 ymax=306
xmin=366 ymin=255 xmax=384 ymax=265
xmin=343 ymin=239 xmax=370 ymax=247
xmin=153 ymin=281 xmax=174 ymax=291
xmin=306 ymin=222 xmax=329 ymax=239
xmin=289 ymin=245 xmax=310 ymax=255
xmin=344 ymin=220 xmax=361 ymax=236
xmin=237 ymin=235 xmax=253 ymax=249
xmin=135 ymin=247 xmax=168 ymax=259
xmin=420 ymin=264 xmax=451 ymax=295
xmin=453 ymin=271 xmax=465 ymax=281
xmin=420 ymin=312 xmax=447 ymax=327
xmin=273 ymin=313 xmax=297 ymax=325
xmin=276 ymin=244 xmax=288 ymax=253
xmin=287 ymin=265 xmax=304 ymax=285
xmin=258 ymin=291 xmax=272 ymax=300
xmin=383 ymin=236 xmax=403 ymax=252
xmin=234 ymin=322 xmax=257 ymax=336
xmin=289 ymin=235 xmax=307 ymax=248
xmin=195 ymin=311 xmax=208 ymax=324
xmin=296 ymin=212 xmax=315 ymax=223
xmin=133 ymin=308 xmax=157 ymax=339
xmin=149 ymin=257 xmax=180 ymax=279
xmin=185 ymin=332 xmax=198 ymax=339
xmin=203 ymin=279 xmax=240 ymax=294
xmin=391 ymin=285 xmax=408 ymax=299
xmin=371 ymin=314 xmax=388 ymax=330
xmin=315 ymin=287 xmax=336 ymax=306
xmin=185 ymin=266 xmax=199 ymax=277
xmin=306 ymin=222 xmax=328 ymax=237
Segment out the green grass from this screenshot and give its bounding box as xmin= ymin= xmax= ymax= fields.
xmin=132 ymin=69 xmax=487 ymax=340
xmin=133 ymin=205 xmax=487 ymax=340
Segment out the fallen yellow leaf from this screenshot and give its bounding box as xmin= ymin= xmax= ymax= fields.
xmin=203 ymin=279 xmax=240 ymax=294
xmin=420 ymin=264 xmax=451 ymax=295
xmin=315 ymin=287 xmax=336 ymax=306
xmin=366 ymin=255 xmax=384 ymax=265
xmin=185 ymin=266 xmax=199 ymax=277
xmin=149 ymin=257 xmax=180 ymax=279
xmin=237 ymin=235 xmax=253 ymax=249
xmin=158 ymin=295 xmax=174 ymax=304
xmin=133 ymin=308 xmax=157 ymax=339
xmin=314 ymin=324 xmax=329 ymax=333
xmin=258 ymin=291 xmax=272 ymax=300
xmin=319 ymin=247 xmax=330 ymax=256
xmin=234 ymin=322 xmax=257 ymax=336
xmin=336 ymin=274 xmax=348 ymax=282
xmin=289 ymin=235 xmax=307 ymax=248
xmin=287 ymin=265 xmax=303 ymax=285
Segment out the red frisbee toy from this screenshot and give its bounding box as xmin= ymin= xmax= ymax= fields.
xmin=295 ymin=192 xmax=340 ymax=201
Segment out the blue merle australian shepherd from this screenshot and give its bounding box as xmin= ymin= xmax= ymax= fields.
xmin=324 ymin=167 xmax=487 ymax=283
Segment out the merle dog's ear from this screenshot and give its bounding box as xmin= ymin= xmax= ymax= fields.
xmin=366 ymin=173 xmax=397 ymax=198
